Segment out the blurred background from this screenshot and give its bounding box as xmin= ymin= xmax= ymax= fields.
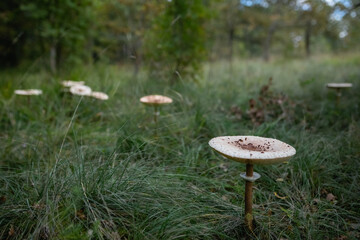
xmin=1 ymin=0 xmax=359 ymax=79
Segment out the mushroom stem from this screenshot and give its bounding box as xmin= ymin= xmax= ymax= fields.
xmin=153 ymin=106 xmax=159 ymax=124
xmin=245 ymin=163 xmax=254 ymax=231
xmin=336 ymin=88 xmax=341 ymax=106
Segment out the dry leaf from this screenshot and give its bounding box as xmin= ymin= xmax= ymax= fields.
xmin=8 ymin=225 xmax=15 ymax=236
xmin=221 ymin=195 xmax=229 ymax=201
xmin=326 ymin=193 xmax=336 ymax=202
xmin=0 ymin=196 xmax=6 ymax=204
xmin=219 ymin=163 xmax=228 ymax=172
xmin=76 ymin=209 xmax=86 ymax=220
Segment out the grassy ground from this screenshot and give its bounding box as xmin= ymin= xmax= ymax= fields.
xmin=0 ymin=54 xmax=359 ymax=239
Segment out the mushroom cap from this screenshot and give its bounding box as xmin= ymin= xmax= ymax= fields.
xmin=61 ymin=80 xmax=85 ymax=87
xmin=69 ymin=85 xmax=92 ymax=96
xmin=209 ymin=136 xmax=296 ymax=165
xmin=14 ymin=89 xmax=42 ymax=96
xmin=140 ymin=95 xmax=173 ymax=106
xmin=91 ymin=91 xmax=109 ymax=100
xmin=326 ymin=83 xmax=353 ymax=89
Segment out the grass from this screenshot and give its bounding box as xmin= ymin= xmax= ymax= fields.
xmin=0 ymin=53 xmax=360 ymax=239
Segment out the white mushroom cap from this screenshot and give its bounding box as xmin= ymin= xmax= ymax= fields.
xmin=140 ymin=95 xmax=173 ymax=106
xmin=326 ymin=83 xmax=353 ymax=89
xmin=209 ymin=136 xmax=296 ymax=165
xmin=69 ymin=85 xmax=92 ymax=96
xmin=91 ymin=91 xmax=109 ymax=100
xmin=14 ymin=89 xmax=42 ymax=96
xmin=61 ymin=80 xmax=85 ymax=87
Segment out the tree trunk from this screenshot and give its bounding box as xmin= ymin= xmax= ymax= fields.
xmin=50 ymin=42 xmax=57 ymax=74
xmin=263 ymin=22 xmax=277 ymax=62
xmin=228 ymin=27 xmax=235 ymax=72
xmin=133 ymin=38 xmax=142 ymax=77
xmin=305 ymin=20 xmax=311 ymax=57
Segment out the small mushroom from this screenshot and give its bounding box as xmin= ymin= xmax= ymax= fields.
xmin=14 ymin=89 xmax=43 ymax=104
xmin=326 ymin=83 xmax=353 ymax=105
xmin=61 ymin=80 xmax=85 ymax=88
xmin=14 ymin=89 xmax=42 ymax=96
xmin=140 ymin=95 xmax=172 ymax=123
xmin=140 ymin=95 xmax=173 ymax=135
xmin=69 ymin=85 xmax=92 ymax=96
xmin=209 ymin=136 xmax=296 ymax=231
xmin=91 ymin=92 xmax=109 ymax=100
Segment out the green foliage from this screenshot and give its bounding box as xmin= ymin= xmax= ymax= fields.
xmin=0 ymin=54 xmax=360 ymax=239
xmin=145 ymin=0 xmax=208 ymax=82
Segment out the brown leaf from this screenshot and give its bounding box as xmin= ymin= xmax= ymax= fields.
xmin=76 ymin=209 xmax=86 ymax=220
xmin=326 ymin=193 xmax=336 ymax=202
xmin=335 ymin=235 xmax=347 ymax=240
xmin=8 ymin=225 xmax=15 ymax=236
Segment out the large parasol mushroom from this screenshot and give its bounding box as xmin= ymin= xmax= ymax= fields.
xmin=209 ymin=136 xmax=296 ymax=231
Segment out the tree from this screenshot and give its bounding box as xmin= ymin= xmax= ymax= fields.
xmin=97 ymin=0 xmax=163 ymax=75
xmin=20 ymin=0 xmax=95 ymax=73
xmin=145 ymin=0 xmax=208 ymax=82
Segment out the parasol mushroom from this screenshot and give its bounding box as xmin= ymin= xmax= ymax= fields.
xmin=69 ymin=85 xmax=92 ymax=96
xmin=61 ymin=80 xmax=85 ymax=88
xmin=140 ymin=95 xmax=173 ymax=124
xmin=209 ymin=136 xmax=296 ymax=231
xmin=14 ymin=89 xmax=43 ymax=104
xmin=326 ymin=83 xmax=353 ymax=106
xmin=91 ymin=91 xmax=109 ymax=100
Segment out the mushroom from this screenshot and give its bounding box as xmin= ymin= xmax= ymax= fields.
xmin=326 ymin=83 xmax=353 ymax=105
xmin=140 ymin=95 xmax=173 ymax=124
xmin=209 ymin=136 xmax=296 ymax=231
xmin=61 ymin=80 xmax=85 ymax=88
xmin=91 ymin=91 xmax=109 ymax=101
xmin=69 ymin=85 xmax=92 ymax=96
xmin=14 ymin=89 xmax=42 ymax=96
xmin=14 ymin=89 xmax=43 ymax=104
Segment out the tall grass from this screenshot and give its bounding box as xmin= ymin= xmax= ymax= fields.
xmin=0 ymin=54 xmax=359 ymax=239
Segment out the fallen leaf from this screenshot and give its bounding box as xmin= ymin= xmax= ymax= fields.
xmin=326 ymin=193 xmax=336 ymax=202
xmin=274 ymin=192 xmax=287 ymax=199
xmin=76 ymin=209 xmax=86 ymax=220
xmin=267 ymin=209 xmax=273 ymax=216
xmin=219 ymin=163 xmax=228 ymax=172
xmin=350 ymin=223 xmax=360 ymax=230
xmin=336 ymin=235 xmax=347 ymax=240
xmin=221 ymin=195 xmax=229 ymax=201
xmin=8 ymin=225 xmax=15 ymax=236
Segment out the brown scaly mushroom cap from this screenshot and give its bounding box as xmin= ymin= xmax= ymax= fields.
xmin=14 ymin=89 xmax=43 ymax=96
xmin=326 ymin=83 xmax=353 ymax=89
xmin=209 ymin=136 xmax=296 ymax=165
xmin=140 ymin=95 xmax=173 ymax=106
